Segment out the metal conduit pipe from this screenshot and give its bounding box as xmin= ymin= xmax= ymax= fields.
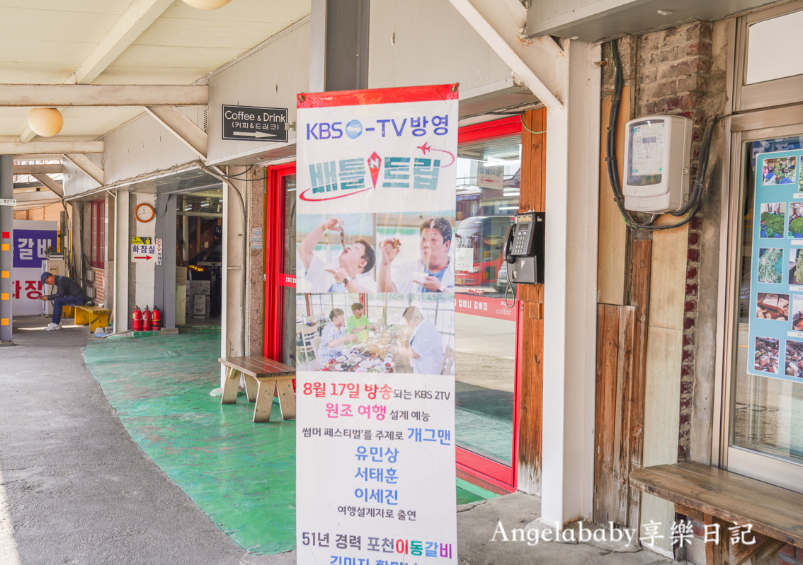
xmin=194 ymin=160 xmax=248 ymax=357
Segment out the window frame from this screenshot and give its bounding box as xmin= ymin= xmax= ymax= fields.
xmin=734 ymin=0 xmax=803 ymax=112
xmin=719 ymin=119 xmax=803 ymax=492
xmin=89 ymin=199 xmax=104 ymax=269
xmin=454 ymin=116 xmax=524 ymax=492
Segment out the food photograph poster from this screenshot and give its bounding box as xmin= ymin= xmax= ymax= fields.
xmin=749 ymin=150 xmax=803 ymax=382
xmin=294 ymin=84 xmax=459 ymax=565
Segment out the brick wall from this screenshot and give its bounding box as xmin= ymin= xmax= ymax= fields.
xmin=638 ymin=21 xmax=714 ymax=462
xmin=91 ymin=266 xmax=104 ymax=306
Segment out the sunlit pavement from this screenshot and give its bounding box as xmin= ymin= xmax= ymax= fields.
xmin=0 ymin=316 xmax=293 ymax=565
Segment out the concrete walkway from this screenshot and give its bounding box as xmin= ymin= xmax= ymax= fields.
xmin=0 ymin=316 xmax=685 ymax=565
xmin=0 ymin=317 xmax=293 ymax=565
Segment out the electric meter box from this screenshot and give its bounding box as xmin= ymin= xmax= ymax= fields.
xmin=622 ymin=115 xmax=692 ymax=214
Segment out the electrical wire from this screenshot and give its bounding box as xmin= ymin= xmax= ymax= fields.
xmin=520 ymin=114 xmax=546 ymax=136
xmin=606 ymin=40 xmax=715 ymax=232
xmin=210 ymin=164 xmax=270 ymax=182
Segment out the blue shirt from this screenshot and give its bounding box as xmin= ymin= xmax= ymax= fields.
xmin=422 ymin=265 xmax=448 ymax=293
xmin=319 ymin=322 xmax=346 ymax=365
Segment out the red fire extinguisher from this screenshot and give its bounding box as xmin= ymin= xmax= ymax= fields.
xmin=143 ymin=306 xmax=152 ymax=331
xmin=152 ymin=305 xmax=161 ymax=331
xmin=132 ymin=305 xmax=142 ymax=331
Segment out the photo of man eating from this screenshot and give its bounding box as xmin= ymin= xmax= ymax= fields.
xmin=377 ymin=216 xmax=454 ymax=293
xmin=298 ymin=217 xmax=376 ymax=293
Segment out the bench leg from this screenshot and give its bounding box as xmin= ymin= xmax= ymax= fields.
xmin=705 ymin=515 xmax=730 ymax=565
xmin=276 ymin=379 xmax=296 ymax=420
xmin=89 ymin=314 xmax=107 ymax=333
xmin=254 ymin=380 xmax=277 ymax=423
xmin=244 ymin=374 xmax=258 ymax=402
xmin=221 ymin=368 xmax=241 ymax=404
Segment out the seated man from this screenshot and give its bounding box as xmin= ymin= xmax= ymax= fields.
xmin=393 ymin=306 xmax=444 ymax=375
xmin=38 ymin=271 xmax=90 ymax=331
xmin=299 ymin=217 xmax=376 ymax=293
xmin=318 ymin=309 xmax=358 ymax=366
xmin=346 ymin=302 xmax=376 ymax=342
xmin=378 ymin=217 xmax=454 ymax=293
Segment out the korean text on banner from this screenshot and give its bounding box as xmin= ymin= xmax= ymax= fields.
xmin=295 ymin=84 xmax=459 ymax=565
xmin=12 ymin=220 xmax=56 ymax=315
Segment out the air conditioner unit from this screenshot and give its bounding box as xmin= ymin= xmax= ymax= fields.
xmin=86 ymin=270 xmax=94 ymax=282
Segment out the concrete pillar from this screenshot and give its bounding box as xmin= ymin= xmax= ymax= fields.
xmin=0 ymin=155 xmax=12 ymax=343
xmin=310 ymin=0 xmax=370 ymax=92
xmin=113 ymin=190 xmax=129 ymax=333
xmin=539 ymin=40 xmax=601 ymax=527
xmin=221 ymin=172 xmax=246 ymax=387
xmin=154 ymin=193 xmax=177 ymax=328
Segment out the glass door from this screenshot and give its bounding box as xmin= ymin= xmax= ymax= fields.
xmin=265 ymin=163 xmax=297 ymax=365
xmin=725 ymin=125 xmax=803 ymax=491
xmin=454 ymin=117 xmax=523 ymax=490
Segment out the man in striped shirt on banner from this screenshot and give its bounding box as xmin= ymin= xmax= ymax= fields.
xmin=318 ymin=308 xmax=358 ymax=366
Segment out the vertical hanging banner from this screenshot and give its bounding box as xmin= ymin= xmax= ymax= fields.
xmin=749 ymin=151 xmax=803 ymax=382
xmin=296 ymin=84 xmax=459 ymax=565
xmin=12 ymin=220 xmax=57 ymax=315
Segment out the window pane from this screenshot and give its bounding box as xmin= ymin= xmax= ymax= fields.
xmin=732 ymin=135 xmax=803 ymax=463
xmin=455 ymin=135 xmax=520 ymax=297
xmin=454 ymin=130 xmax=521 ymax=467
xmin=746 ymin=10 xmax=803 ymax=85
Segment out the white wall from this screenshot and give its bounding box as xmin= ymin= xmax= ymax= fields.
xmin=368 ymin=0 xmax=512 ymax=90
xmin=102 ymin=110 xmax=201 ymax=185
xmin=63 ymin=154 xmax=103 ymax=198
xmin=206 ymin=20 xmax=310 ymax=165
xmin=133 ymin=193 xmax=156 ymax=310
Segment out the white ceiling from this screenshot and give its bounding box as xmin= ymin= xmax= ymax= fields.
xmin=0 ymin=0 xmax=310 ymax=142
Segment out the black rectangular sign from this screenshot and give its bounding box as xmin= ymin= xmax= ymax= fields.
xmin=222 ymin=105 xmax=288 ymax=142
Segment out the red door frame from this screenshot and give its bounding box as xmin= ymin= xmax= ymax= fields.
xmin=454 ymin=115 xmax=524 ymax=492
xmin=264 ymin=162 xmax=296 ymax=360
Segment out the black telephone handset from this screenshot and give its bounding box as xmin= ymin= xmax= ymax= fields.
xmin=503 ymin=224 xmax=517 ymax=264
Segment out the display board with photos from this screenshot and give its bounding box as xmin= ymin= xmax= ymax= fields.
xmin=294 ymin=85 xmax=459 ymax=565
xmin=749 ymin=151 xmax=803 ymax=382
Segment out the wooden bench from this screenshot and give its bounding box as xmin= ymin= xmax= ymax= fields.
xmin=74 ymin=305 xmax=110 ymax=332
xmin=630 ymin=462 xmax=803 ymax=565
xmin=218 ymin=356 xmax=295 ymax=423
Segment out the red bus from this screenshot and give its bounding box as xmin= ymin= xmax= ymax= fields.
xmin=453 ymin=215 xmax=513 ymax=291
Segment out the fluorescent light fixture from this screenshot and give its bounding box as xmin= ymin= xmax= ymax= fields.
xmin=498 ymin=206 xmax=519 ymax=211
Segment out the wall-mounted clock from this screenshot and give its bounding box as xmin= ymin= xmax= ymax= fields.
xmin=135 ymin=203 xmax=155 ymax=223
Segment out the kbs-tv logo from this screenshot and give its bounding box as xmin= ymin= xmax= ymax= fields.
xmin=305 ymin=116 xmax=449 ymax=141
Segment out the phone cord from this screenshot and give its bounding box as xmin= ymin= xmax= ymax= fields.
xmin=504 ymin=279 xmax=516 ymax=308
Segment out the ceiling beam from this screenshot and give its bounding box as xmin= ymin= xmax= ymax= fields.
xmin=1 ymin=141 xmax=104 ymax=155
xmin=13 ymin=164 xmax=63 ymax=174
xmin=64 ymin=154 xmax=105 ymax=185
xmin=32 ymin=174 xmax=64 ymax=198
xmin=0 ymin=85 xmax=208 ymax=107
xmin=14 ymin=191 xmax=63 ymax=204
xmin=72 ymin=0 xmax=175 ymax=85
xmin=16 ymin=1 xmax=175 ymax=142
xmin=145 ymin=106 xmax=208 ymax=160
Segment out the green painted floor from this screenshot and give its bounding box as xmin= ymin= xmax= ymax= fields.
xmin=84 ymin=332 xmax=296 ymax=555
xmin=83 ymin=332 xmax=498 ymax=555
xmin=456 ymin=390 xmax=514 ymax=466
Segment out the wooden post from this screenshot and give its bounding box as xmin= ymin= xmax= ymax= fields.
xmin=628 ymin=240 xmax=652 ymax=529
xmin=517 ymin=108 xmax=546 ymax=493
